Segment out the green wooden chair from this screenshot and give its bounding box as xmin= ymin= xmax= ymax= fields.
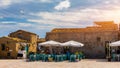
xmin=29 ymin=54 xmax=35 ymax=61
xmin=55 ymin=55 xmax=62 ymax=62
xmin=70 ymin=54 xmax=76 ymax=62
xmin=78 ymin=54 xmax=82 ymax=60
xmin=42 ymin=54 xmax=48 ymax=62
xmin=62 ymin=54 xmax=67 ymax=60
xmin=60 ymin=55 xmax=64 ymax=61
xmin=36 ymin=54 xmax=41 ymax=61
xmin=112 ymin=54 xmax=116 ymax=61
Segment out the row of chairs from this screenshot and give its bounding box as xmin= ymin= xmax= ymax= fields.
xmin=29 ymin=54 xmax=84 ymax=62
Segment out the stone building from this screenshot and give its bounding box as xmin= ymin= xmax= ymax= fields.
xmin=0 ymin=36 xmax=26 ymax=59
xmin=37 ymin=38 xmax=46 ymax=43
xmin=9 ymin=30 xmax=38 ymax=53
xmin=46 ymin=21 xmax=119 ymax=58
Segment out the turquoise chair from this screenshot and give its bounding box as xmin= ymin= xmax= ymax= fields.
xmin=67 ymin=53 xmax=70 ymax=60
xmin=62 ymin=54 xmax=67 ymax=60
xmin=33 ymin=54 xmax=36 ymax=61
xmin=29 ymin=54 xmax=35 ymax=61
xmin=51 ymin=54 xmax=56 ymax=60
xmin=42 ymin=54 xmax=48 ymax=62
xmin=82 ymin=54 xmax=85 ymax=59
xmin=55 ymin=55 xmax=61 ymax=62
xmin=39 ymin=54 xmax=43 ymax=60
xmin=79 ymin=52 xmax=85 ymax=59
xmin=36 ymin=54 xmax=40 ymax=61
xmin=60 ymin=55 xmax=64 ymax=61
xmin=41 ymin=54 xmax=45 ymax=61
xmin=70 ymin=55 xmax=76 ymax=62
xmin=112 ymin=54 xmax=116 ymax=61
xmin=29 ymin=54 xmax=32 ymax=61
xmin=78 ymin=54 xmax=82 ymax=60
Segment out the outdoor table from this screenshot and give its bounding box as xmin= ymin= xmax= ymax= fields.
xmin=47 ymin=54 xmax=54 ymax=62
xmin=70 ymin=54 xmax=76 ymax=62
xmin=47 ymin=54 xmax=52 ymax=58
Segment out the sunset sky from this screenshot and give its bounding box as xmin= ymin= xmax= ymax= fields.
xmin=0 ymin=0 xmax=120 ymax=38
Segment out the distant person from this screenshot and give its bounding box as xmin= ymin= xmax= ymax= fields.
xmin=117 ymin=47 xmax=120 ymax=54
xmin=66 ymin=51 xmax=70 ymax=60
xmin=17 ymin=49 xmax=23 ymax=59
xmin=111 ymin=49 xmax=116 ymax=54
xmin=117 ymin=49 xmax=120 ymax=54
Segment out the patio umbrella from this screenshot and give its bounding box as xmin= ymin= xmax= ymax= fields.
xmin=61 ymin=40 xmax=84 ymax=47
xmin=109 ymin=41 xmax=120 ymax=47
xmin=39 ymin=40 xmax=61 ymax=46
xmin=38 ymin=40 xmax=61 ymax=54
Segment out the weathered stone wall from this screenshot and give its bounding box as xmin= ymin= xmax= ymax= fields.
xmin=9 ymin=30 xmax=38 ymax=53
xmin=0 ymin=37 xmax=18 ymax=59
xmin=46 ymin=31 xmax=118 ymax=58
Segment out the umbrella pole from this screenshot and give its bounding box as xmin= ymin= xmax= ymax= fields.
xmin=49 ymin=46 xmax=53 ymax=54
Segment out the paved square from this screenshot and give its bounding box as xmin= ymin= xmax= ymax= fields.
xmin=0 ymin=59 xmax=120 ymax=68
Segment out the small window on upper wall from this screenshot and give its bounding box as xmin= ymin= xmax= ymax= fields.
xmin=1 ymin=44 xmax=6 ymax=51
xmin=6 ymin=41 xmax=10 ymax=44
xmin=97 ymin=37 xmax=101 ymax=42
xmin=18 ymin=33 xmax=23 ymax=39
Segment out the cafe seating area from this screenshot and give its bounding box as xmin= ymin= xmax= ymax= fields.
xmin=107 ymin=40 xmax=120 ymax=61
xmin=28 ymin=53 xmax=85 ymax=62
xmin=26 ymin=40 xmax=85 ymax=62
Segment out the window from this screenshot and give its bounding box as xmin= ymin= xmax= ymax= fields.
xmin=7 ymin=52 xmax=11 ymax=56
xmin=18 ymin=33 xmax=23 ymax=39
xmin=6 ymin=41 xmax=10 ymax=44
xmin=97 ymin=37 xmax=101 ymax=42
xmin=21 ymin=46 xmax=25 ymax=50
xmin=1 ymin=44 xmax=5 ymax=51
xmin=6 ymin=47 xmax=9 ymax=51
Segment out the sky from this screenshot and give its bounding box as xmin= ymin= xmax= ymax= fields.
xmin=1 ymin=0 xmax=120 ymax=38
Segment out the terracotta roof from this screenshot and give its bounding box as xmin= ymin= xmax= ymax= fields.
xmin=11 ymin=30 xmax=37 ymax=35
xmin=94 ymin=21 xmax=115 ymax=25
xmin=0 ymin=36 xmax=27 ymax=42
xmin=37 ymin=38 xmax=46 ymax=43
xmin=50 ymin=21 xmax=118 ymax=33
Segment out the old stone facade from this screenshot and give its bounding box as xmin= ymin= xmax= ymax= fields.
xmin=46 ymin=21 xmax=119 ymax=58
xmin=9 ymin=30 xmax=38 ymax=53
xmin=0 ymin=37 xmax=26 ymax=59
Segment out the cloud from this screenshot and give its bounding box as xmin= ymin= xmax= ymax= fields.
xmin=18 ymin=23 xmax=33 ymax=27
xmin=0 ymin=16 xmax=3 ymax=19
xmin=28 ymin=19 xmax=85 ymax=28
xmin=54 ymin=0 xmax=71 ymax=11
xmin=38 ymin=0 xmax=52 ymax=3
xmin=29 ymin=7 xmax=120 ymax=28
xmin=0 ymin=0 xmax=53 ymax=8
xmin=1 ymin=0 xmax=120 ymax=37
xmin=0 ymin=0 xmax=12 ymax=7
xmin=30 ymin=12 xmax=82 ymax=22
